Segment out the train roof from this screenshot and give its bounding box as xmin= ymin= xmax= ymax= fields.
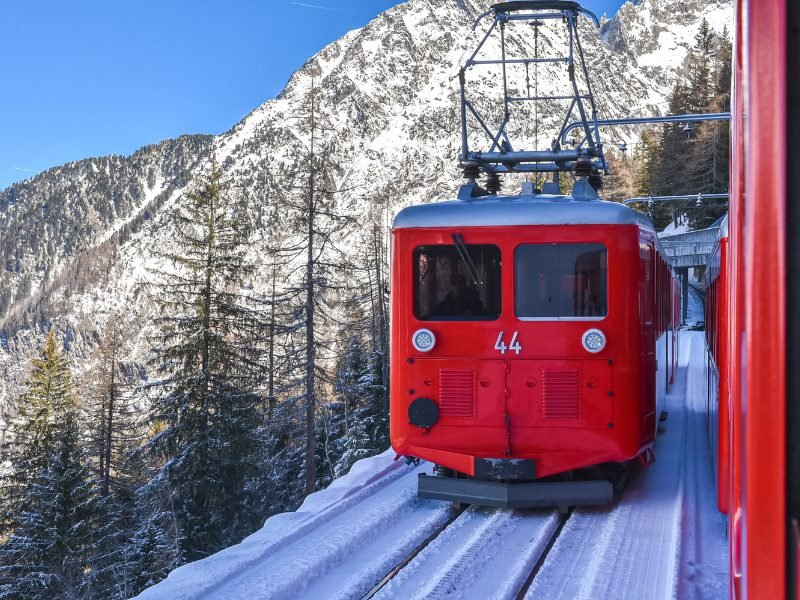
xmin=392 ymin=194 xmax=656 ymax=231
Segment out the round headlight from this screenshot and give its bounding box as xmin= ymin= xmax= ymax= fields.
xmin=582 ymin=329 xmax=606 ymax=353
xmin=412 ymin=328 xmax=436 ymax=352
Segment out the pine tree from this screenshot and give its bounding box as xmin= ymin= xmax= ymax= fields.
xmin=714 ymin=28 xmax=733 ymax=101
xmin=329 ymin=327 xmax=389 ymax=479
xmin=143 ymin=163 xmax=265 ymax=562
xmin=80 ymin=316 xmax=143 ymax=598
xmin=322 ymin=200 xmax=390 ymax=480
xmin=601 ymin=147 xmax=635 ymax=202
xmin=656 ymin=82 xmax=693 ymax=196
xmin=279 ymin=80 xmax=354 ymax=496
xmin=130 ymin=518 xmax=176 ymax=593
xmin=654 ymin=20 xmax=715 ymax=198
xmin=708 ymin=27 xmax=732 ymax=195
xmin=2 ymin=332 xmax=74 ymax=483
xmin=83 ymin=315 xmax=140 ymax=497
xmin=260 ymin=241 xmax=293 ymax=424
xmin=680 ymin=24 xmax=731 ymax=227
xmin=127 ymin=460 xmax=180 ymax=596
xmin=633 ymin=130 xmax=659 ymax=196
xmin=687 ymin=19 xmax=715 ymax=113
xmin=300 ymin=84 xmax=322 ymax=496
xmin=628 ymin=21 xmax=732 ymax=231
xmin=629 ymin=129 xmax=673 ymax=229
xmin=0 ymin=332 xmax=99 ymax=599
xmin=366 ymin=212 xmax=390 ymax=418
xmin=246 ymin=226 xmax=302 ymax=519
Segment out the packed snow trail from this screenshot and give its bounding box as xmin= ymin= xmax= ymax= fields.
xmin=136 ymin=332 xmax=728 ymax=600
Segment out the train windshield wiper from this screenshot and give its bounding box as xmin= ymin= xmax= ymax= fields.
xmin=452 ymin=233 xmax=483 ymax=287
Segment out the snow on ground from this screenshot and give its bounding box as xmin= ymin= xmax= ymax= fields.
xmin=687 ymin=285 xmax=705 ymax=324
xmin=137 ymin=332 xmax=727 ymax=600
xmin=677 ymin=332 xmax=729 ymax=598
xmin=661 ymin=221 xmax=691 ymax=236
xmin=135 ymin=454 xmax=449 ymax=600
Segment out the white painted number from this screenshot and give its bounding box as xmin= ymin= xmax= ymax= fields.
xmin=494 ymin=331 xmax=522 ymax=355
xmin=494 ymin=331 xmax=507 ymax=354
xmin=509 ymin=331 xmax=522 ymax=354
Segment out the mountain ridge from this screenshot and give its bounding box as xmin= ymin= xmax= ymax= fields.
xmin=0 ymin=0 xmax=733 ymax=409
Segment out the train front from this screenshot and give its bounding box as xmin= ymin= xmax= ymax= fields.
xmin=389 ymin=195 xmax=655 ymax=508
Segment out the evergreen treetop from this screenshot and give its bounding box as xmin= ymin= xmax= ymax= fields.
xmin=144 ymin=163 xmax=264 ymax=561
xmin=0 ymin=331 xmax=100 ymax=600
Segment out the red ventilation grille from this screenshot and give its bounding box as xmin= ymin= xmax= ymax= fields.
xmin=542 ymin=369 xmax=581 ymax=419
xmin=439 ymin=369 xmax=475 ymax=417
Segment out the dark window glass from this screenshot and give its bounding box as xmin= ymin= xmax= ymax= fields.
xmin=515 ymin=243 xmax=608 ymax=318
xmin=414 ymin=244 xmax=501 ymax=321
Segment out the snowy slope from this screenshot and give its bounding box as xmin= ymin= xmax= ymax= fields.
xmin=135 ymin=452 xmax=442 ymax=599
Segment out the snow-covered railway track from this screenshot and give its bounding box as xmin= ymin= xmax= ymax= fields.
xmin=369 ymin=505 xmax=564 ymax=600
xmin=360 ymin=503 xmax=468 ymax=599
xmin=513 ymin=508 xmax=573 ymax=600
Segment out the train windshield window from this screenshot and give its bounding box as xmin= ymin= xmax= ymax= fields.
xmin=515 ymin=243 xmax=608 ymax=319
xmin=414 ymin=244 xmax=501 ymax=321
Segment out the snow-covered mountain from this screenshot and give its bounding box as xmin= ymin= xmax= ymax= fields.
xmin=0 ymin=0 xmax=733 ymax=408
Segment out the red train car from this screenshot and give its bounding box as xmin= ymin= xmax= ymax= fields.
xmin=710 ymin=0 xmax=799 ymax=597
xmin=390 ymin=192 xmax=680 ymax=507
xmin=704 ymin=217 xmax=730 ymax=515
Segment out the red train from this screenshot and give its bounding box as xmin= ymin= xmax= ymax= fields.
xmin=704 ymin=216 xmax=729 ymax=515
xmin=702 ymin=0 xmax=799 ymax=598
xmin=390 ymin=190 xmax=681 ymax=507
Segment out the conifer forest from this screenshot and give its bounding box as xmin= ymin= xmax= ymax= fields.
xmin=0 ymin=103 xmax=391 ymax=598
xmin=602 ymin=20 xmax=732 ymax=229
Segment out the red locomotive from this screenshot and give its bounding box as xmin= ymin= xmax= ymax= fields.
xmin=388 ymin=0 xmax=681 ymax=508
xmin=390 ymin=187 xmax=680 ymax=507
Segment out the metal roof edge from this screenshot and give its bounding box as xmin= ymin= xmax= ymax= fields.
xmin=392 ymin=196 xmax=655 ymax=231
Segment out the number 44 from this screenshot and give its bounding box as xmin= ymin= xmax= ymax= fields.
xmin=494 ymin=331 xmax=522 ymax=355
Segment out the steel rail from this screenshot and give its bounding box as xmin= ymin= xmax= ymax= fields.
xmin=359 ymin=506 xmax=468 ymax=600
xmin=514 ymin=508 xmax=575 ymax=600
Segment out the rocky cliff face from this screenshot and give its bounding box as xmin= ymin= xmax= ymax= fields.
xmin=0 ymin=135 xmax=213 ymax=322
xmin=0 ymin=0 xmax=733 ymax=409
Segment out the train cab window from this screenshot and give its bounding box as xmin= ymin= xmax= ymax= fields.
xmin=515 ymin=243 xmax=608 ymax=319
xmin=414 ymin=244 xmax=501 ymax=321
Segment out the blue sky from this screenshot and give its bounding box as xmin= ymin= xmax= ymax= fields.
xmin=0 ymin=0 xmax=626 ymax=190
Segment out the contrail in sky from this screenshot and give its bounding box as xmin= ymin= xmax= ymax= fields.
xmin=12 ymin=167 xmax=39 ymax=172
xmin=289 ymin=2 xmax=351 ymax=13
